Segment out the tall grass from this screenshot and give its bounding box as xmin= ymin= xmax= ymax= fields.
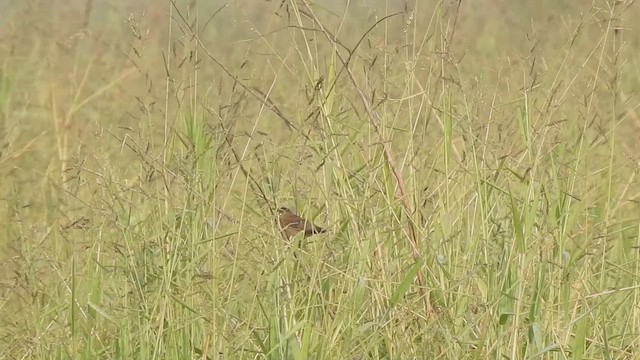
xmin=1 ymin=0 xmax=640 ymax=359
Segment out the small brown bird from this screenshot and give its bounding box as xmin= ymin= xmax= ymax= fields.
xmin=277 ymin=207 xmax=327 ymax=238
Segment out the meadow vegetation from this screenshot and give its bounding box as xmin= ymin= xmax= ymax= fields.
xmin=1 ymin=0 xmax=640 ymax=358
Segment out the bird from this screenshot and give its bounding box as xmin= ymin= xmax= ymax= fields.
xmin=277 ymin=207 xmax=327 ymax=238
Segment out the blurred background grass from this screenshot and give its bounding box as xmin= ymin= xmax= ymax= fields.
xmin=1 ymin=0 xmax=640 ymax=359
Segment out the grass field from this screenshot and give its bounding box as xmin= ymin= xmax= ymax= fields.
xmin=1 ymin=0 xmax=640 ymax=359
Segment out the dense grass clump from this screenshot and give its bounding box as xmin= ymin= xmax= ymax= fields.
xmin=1 ymin=0 xmax=640 ymax=359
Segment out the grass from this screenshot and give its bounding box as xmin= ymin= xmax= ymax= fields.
xmin=1 ymin=0 xmax=640 ymax=359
